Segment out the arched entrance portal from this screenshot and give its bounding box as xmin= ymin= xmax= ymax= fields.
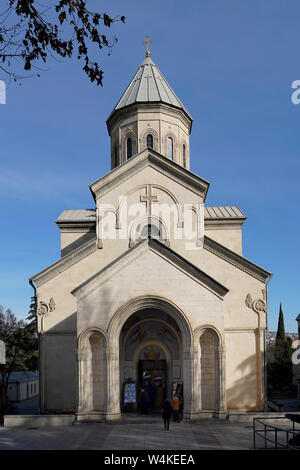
xmin=105 ymin=296 xmax=193 ymax=421
xmin=120 ymin=309 xmax=182 ymax=412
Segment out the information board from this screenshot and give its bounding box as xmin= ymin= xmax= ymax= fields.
xmin=123 ymin=382 xmax=136 ymax=403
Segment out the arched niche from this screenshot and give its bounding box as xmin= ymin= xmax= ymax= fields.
xmin=77 ymin=328 xmax=108 ymax=416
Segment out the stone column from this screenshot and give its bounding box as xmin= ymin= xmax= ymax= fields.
xmin=105 ymin=347 xmax=121 ymax=421
xmin=76 ymin=350 xmax=87 ymax=414
xmin=190 ymin=349 xmax=201 ymax=416
xmin=216 ymin=346 xmax=227 ymax=417
xmin=182 ymin=349 xmax=201 ymax=419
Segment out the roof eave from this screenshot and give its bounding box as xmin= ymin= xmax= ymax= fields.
xmin=106 ymin=101 xmax=193 ymax=135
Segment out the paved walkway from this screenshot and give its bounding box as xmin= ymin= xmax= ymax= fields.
xmin=0 ymin=417 xmax=253 ymax=450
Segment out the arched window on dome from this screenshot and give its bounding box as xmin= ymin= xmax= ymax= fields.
xmin=127 ymin=138 xmax=132 ymax=159
xmin=114 ymin=147 xmax=118 ymax=167
xmin=182 ymin=144 xmax=186 ymax=168
xmin=140 ymin=222 xmax=160 ymax=239
xmin=146 ymin=134 xmax=153 ymax=149
xmin=167 ymin=137 xmax=173 ymax=160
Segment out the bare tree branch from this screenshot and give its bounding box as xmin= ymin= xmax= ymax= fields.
xmin=0 ymin=1 xmax=125 ymax=84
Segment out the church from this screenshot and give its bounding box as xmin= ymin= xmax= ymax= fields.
xmin=30 ymin=45 xmax=272 ymax=421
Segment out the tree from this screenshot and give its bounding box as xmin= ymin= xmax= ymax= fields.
xmin=276 ymin=302 xmax=285 ymax=345
xmin=0 ymin=305 xmax=38 ymax=413
xmin=0 ymin=1 xmax=125 ymax=84
xmin=267 ymin=303 xmax=293 ymax=397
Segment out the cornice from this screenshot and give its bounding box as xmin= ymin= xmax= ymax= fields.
xmin=204 ymin=219 xmax=246 ymax=229
xmin=57 ymin=222 xmax=96 ymax=233
xmin=203 ymin=236 xmax=272 ymax=282
xmin=30 ymin=238 xmax=97 ymax=287
xmin=107 ymin=102 xmax=192 ymax=135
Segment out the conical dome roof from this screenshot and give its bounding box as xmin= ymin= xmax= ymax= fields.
xmin=109 ymin=55 xmax=192 ymax=121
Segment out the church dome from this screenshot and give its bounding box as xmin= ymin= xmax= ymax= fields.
xmin=108 ymin=55 xmax=192 ymax=122
xmin=107 ymin=53 xmax=193 ymax=171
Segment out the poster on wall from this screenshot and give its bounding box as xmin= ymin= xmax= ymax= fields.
xmin=123 ymin=381 xmax=136 ymax=403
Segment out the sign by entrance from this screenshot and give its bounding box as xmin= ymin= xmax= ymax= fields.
xmin=123 ymin=381 xmax=136 ymax=404
xmin=0 ymin=340 xmax=5 ymax=364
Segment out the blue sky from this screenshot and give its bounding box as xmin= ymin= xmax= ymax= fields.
xmin=0 ymin=0 xmax=299 ymax=332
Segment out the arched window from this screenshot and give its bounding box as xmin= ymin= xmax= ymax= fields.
xmin=127 ymin=138 xmax=132 ymax=159
xmin=140 ymin=223 xmax=160 ymax=239
xmin=114 ymin=147 xmax=118 ymax=167
xmin=182 ymin=144 xmax=186 ymax=168
xmin=146 ymin=134 xmax=153 ymax=148
xmin=167 ymin=137 xmax=173 ymax=160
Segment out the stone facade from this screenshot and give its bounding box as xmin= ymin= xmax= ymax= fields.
xmin=30 ymin=53 xmax=272 ymax=421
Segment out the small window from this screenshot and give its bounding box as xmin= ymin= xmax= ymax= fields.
xmin=147 ymin=134 xmax=153 ymax=148
xmin=183 ymin=144 xmax=186 ymax=168
xmin=167 ymin=137 xmax=173 ymax=160
xmin=127 ymin=138 xmax=132 ymax=159
xmin=140 ymin=223 xmax=160 ymax=239
xmin=114 ymin=147 xmax=118 ymax=167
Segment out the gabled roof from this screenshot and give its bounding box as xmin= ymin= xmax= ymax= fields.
xmin=107 ymin=56 xmax=192 ymax=123
xmin=89 ymin=147 xmax=210 ymax=200
xmin=203 ymin=236 xmax=272 ymax=282
xmin=71 ymin=238 xmax=229 ymax=300
xmin=30 ymin=238 xmax=97 ymax=287
xmin=30 ymin=233 xmax=271 ymax=288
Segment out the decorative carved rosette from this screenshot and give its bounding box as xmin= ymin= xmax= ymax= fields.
xmin=37 ymin=297 xmax=56 ymax=315
xmin=245 ymin=294 xmax=267 ymax=314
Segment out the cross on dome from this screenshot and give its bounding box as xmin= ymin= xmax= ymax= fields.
xmin=142 ymin=35 xmax=152 ymax=57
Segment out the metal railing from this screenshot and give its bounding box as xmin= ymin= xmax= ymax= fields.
xmin=253 ymin=416 xmax=300 ymax=449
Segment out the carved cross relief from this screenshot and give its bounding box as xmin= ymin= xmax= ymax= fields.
xmin=140 ymin=185 xmax=159 ymax=217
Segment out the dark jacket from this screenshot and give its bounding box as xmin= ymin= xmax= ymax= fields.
xmin=162 ymin=400 xmax=172 ymax=419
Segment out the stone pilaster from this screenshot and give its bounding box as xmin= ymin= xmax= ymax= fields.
xmin=255 ymin=327 xmax=265 ymax=410
xmin=216 ymin=346 xmax=227 ymax=416
xmin=105 ymin=348 xmax=121 ymax=421
xmin=76 ymin=349 xmax=87 ymax=414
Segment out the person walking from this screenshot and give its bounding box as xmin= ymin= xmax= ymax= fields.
xmin=162 ymin=398 xmax=172 ymax=431
xmin=140 ymin=388 xmax=149 ymax=414
xmin=171 ymin=395 xmax=180 ymax=423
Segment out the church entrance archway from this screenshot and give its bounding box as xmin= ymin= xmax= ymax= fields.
xmin=119 ymin=309 xmax=182 ymax=413
xmin=106 ymin=296 xmax=193 ymax=421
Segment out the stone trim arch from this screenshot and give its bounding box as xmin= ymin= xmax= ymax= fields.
xmin=128 ymin=215 xmax=170 ymax=247
xmin=180 ymin=139 xmax=189 ymax=169
xmin=108 ymin=296 xmax=192 ymax=350
xmin=122 ymin=317 xmax=181 ymax=360
xmin=163 ymin=131 xmax=177 ymax=162
xmin=121 ymin=130 xmax=137 ymax=162
xmin=184 ymin=204 xmax=204 ymax=247
xmin=141 ymin=127 xmax=159 ymax=152
xmin=132 ymin=339 xmax=172 ymax=364
xmin=106 ymin=296 xmax=194 ymax=420
xmin=97 ymin=207 xmax=120 ymax=247
xmin=151 ymin=184 xmax=183 ymax=228
xmin=193 ymin=324 xmax=224 ymax=349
